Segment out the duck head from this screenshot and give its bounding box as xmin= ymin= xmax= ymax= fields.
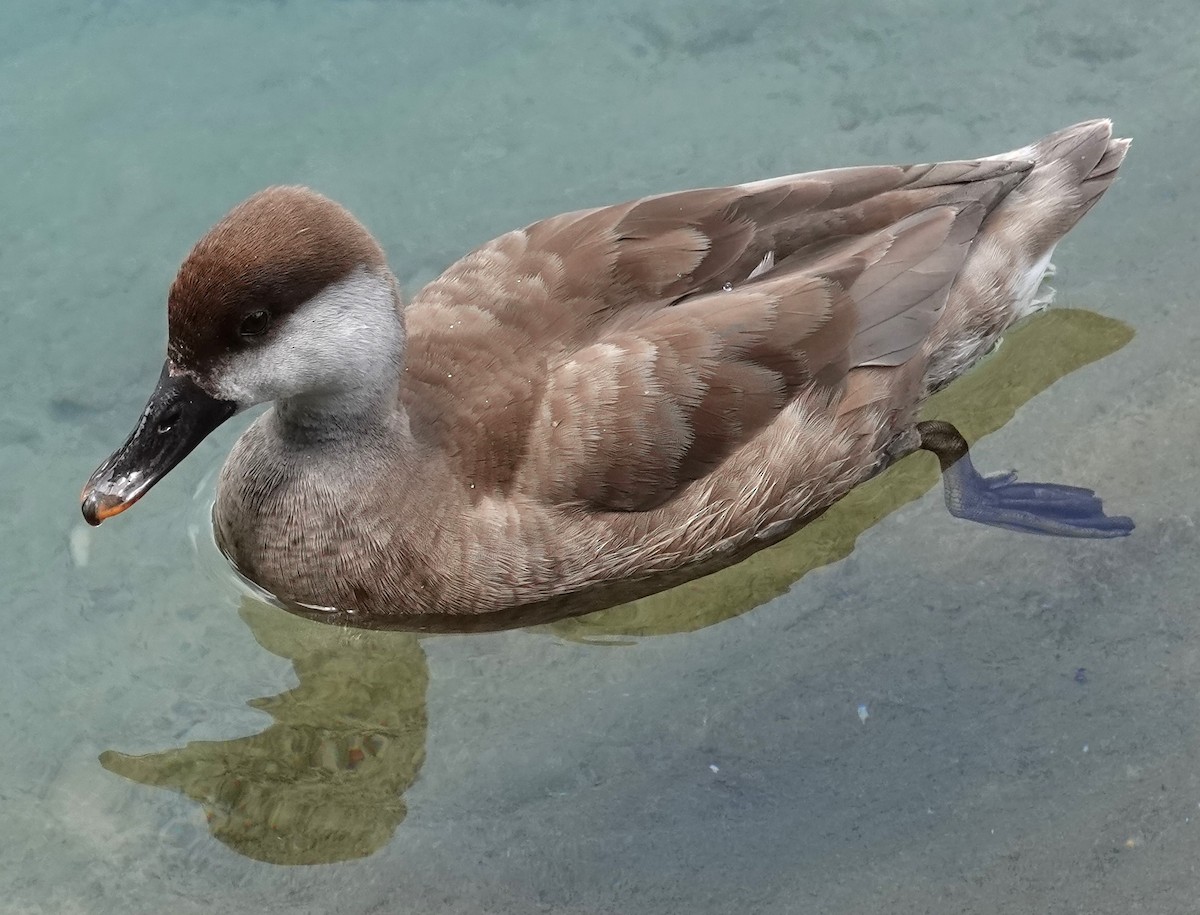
xmin=81 ymin=186 xmax=398 ymax=524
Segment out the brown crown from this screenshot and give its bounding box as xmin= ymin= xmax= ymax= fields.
xmin=167 ymin=186 xmax=386 ymax=370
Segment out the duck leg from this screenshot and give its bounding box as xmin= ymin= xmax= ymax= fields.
xmin=916 ymin=420 xmax=1134 ymax=538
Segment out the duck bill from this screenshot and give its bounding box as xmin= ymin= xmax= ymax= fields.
xmin=81 ymin=363 xmax=237 ymax=525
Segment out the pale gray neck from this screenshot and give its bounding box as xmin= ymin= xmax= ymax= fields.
xmin=214 ymin=266 xmax=411 ymax=448
xmin=273 ymin=378 xmax=401 ymax=446
xmin=276 ymin=268 xmax=407 ymax=447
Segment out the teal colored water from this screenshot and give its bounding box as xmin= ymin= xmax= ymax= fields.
xmin=3 ymin=1 xmax=1199 ymax=912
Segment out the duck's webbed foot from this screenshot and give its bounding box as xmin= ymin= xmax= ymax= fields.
xmin=916 ymin=420 xmax=1134 ymax=539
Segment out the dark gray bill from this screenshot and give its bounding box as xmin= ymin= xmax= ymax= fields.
xmin=80 ymin=363 xmax=236 ymax=525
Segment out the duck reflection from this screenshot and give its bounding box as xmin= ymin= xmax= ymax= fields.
xmin=101 ymin=601 xmax=427 ymax=865
xmin=100 ymin=308 xmax=1131 ymax=864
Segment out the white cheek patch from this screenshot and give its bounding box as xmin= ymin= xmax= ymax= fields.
xmin=207 ymin=267 xmax=402 ymax=407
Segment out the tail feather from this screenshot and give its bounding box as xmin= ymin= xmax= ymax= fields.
xmin=1029 ymin=118 xmax=1115 ymax=170
xmin=967 ymin=119 xmax=1128 ymax=290
xmin=995 ymin=118 xmax=1130 ymax=255
xmin=1032 ymin=118 xmax=1130 ymax=213
xmin=1078 ymin=134 xmax=1131 ymax=215
xmin=920 ymin=119 xmax=1129 ymax=390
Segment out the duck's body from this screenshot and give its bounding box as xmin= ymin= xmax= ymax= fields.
xmin=83 ymin=120 xmax=1132 ymax=625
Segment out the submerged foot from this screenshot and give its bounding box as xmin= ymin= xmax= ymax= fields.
xmin=916 ymin=420 xmax=1134 ymax=538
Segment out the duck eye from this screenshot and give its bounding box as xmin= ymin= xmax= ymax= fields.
xmin=238 ymin=309 xmax=270 ymax=339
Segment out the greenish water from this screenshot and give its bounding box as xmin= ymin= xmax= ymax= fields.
xmin=3 ymin=1 xmax=1199 ymax=912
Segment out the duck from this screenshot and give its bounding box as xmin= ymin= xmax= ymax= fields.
xmin=81 ymin=119 xmax=1133 ymax=628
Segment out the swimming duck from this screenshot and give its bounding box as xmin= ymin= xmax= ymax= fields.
xmin=82 ymin=119 xmax=1132 ymax=626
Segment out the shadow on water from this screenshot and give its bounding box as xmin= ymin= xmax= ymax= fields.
xmin=100 ymin=308 xmax=1132 ymax=865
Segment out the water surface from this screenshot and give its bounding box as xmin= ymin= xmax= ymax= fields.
xmin=3 ymin=1 xmax=1199 ymax=912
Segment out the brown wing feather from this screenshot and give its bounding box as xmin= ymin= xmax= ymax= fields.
xmin=401 ymin=156 xmax=1031 ymax=497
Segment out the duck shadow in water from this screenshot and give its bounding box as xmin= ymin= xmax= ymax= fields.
xmin=100 ymin=308 xmax=1132 ymax=865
